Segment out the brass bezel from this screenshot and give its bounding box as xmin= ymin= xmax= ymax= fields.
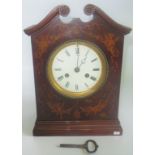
xmin=47 ymin=40 xmax=109 ymax=99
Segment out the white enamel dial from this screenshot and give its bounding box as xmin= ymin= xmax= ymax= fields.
xmin=47 ymin=41 xmax=108 ymax=98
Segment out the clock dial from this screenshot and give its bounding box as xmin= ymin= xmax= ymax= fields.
xmin=47 ymin=40 xmax=108 ymax=98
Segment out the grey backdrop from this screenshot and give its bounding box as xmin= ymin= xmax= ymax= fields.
xmin=22 ymin=0 xmax=133 ymax=155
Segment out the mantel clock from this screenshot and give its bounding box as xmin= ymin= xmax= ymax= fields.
xmin=24 ymin=4 xmax=131 ymax=136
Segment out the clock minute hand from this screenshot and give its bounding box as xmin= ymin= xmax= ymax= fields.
xmin=79 ymin=50 xmax=89 ymax=68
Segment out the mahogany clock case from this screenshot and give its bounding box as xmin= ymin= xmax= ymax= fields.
xmin=24 ymin=4 xmax=131 ymax=136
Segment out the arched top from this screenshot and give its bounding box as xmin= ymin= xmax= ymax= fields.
xmin=84 ymin=4 xmax=131 ymax=34
xmin=24 ymin=4 xmax=131 ymax=36
xmin=24 ymin=5 xmax=70 ymax=35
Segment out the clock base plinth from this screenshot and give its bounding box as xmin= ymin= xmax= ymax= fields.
xmin=33 ymin=120 xmax=122 ymax=136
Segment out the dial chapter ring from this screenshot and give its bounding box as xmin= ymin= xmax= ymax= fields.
xmin=47 ymin=40 xmax=109 ymax=99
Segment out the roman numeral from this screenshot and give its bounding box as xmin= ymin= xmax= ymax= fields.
xmin=93 ymin=68 xmax=100 ymax=71
xmin=65 ymin=81 xmax=70 ymax=88
xmin=57 ymin=76 xmax=64 ymax=81
xmin=85 ymin=50 xmax=89 ymax=57
xmin=91 ymin=58 xmax=97 ymax=63
xmin=54 ymin=68 xmax=62 ymax=71
xmin=65 ymin=50 xmax=70 ymax=56
xmin=84 ymin=83 xmax=89 ymax=88
xmin=90 ymin=76 xmax=97 ymax=81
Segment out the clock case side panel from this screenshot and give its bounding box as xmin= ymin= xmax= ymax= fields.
xmin=30 ymin=35 xmax=56 ymax=121
xmin=110 ymin=36 xmax=125 ymax=119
